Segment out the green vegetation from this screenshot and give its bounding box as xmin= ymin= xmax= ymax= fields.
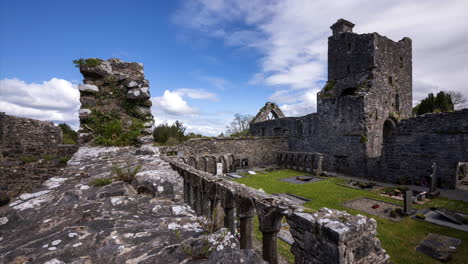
xmin=360 ymin=134 xmax=368 ymax=143
xmin=59 ymin=123 xmax=78 ymax=144
xmin=413 ymin=91 xmax=454 ymax=115
xmin=112 ymin=164 xmax=142 ymax=183
xmin=233 ymin=169 xmax=468 ymax=264
xmin=58 ymin=155 xmax=71 ymax=164
xmin=83 ymin=111 xmax=143 ymax=146
xmin=42 ymin=154 xmax=56 ymax=160
xmin=19 ymin=155 xmax=39 ymax=163
xmin=319 ymin=80 xmax=336 ymax=97
xmin=153 ymin=121 xmax=207 ymax=146
xmin=229 ymin=129 xmax=250 ymax=137
xmin=91 ymin=178 xmax=113 ymax=186
xmin=73 ymin=58 xmax=103 ymax=68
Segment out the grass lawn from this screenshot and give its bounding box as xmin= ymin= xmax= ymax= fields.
xmin=233 ymin=169 xmax=468 ymax=264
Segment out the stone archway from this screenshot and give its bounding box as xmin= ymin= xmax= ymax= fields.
xmin=197 ymin=157 xmax=207 ymax=172
xmin=383 ymin=117 xmax=397 ymax=143
xmin=206 ymin=156 xmax=217 ymax=175
xmin=188 ymin=156 xmax=197 ymax=168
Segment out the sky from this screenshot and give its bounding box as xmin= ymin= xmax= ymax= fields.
xmin=1 ymin=0 xmax=467 ymax=136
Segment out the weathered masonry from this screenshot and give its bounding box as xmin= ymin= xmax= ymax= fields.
xmin=165 ymin=157 xmax=390 ymax=264
xmin=0 ymin=113 xmax=77 ymax=203
xmin=160 ymin=137 xmax=288 ymax=174
xmin=77 ymin=58 xmax=154 ymax=145
xmin=250 ymin=19 xmax=467 ymax=188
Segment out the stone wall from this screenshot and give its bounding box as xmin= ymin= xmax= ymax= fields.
xmin=251 ymin=19 xmax=415 ymax=179
xmin=380 ymin=110 xmax=468 ymax=188
xmin=0 ymin=113 xmax=77 ymax=203
xmin=77 ymin=58 xmax=154 ymax=145
xmin=161 ymin=137 xmax=288 ymax=173
xmin=166 ymin=158 xmax=390 ymax=264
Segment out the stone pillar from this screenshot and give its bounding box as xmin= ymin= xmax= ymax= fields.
xmin=193 ymin=184 xmax=202 ymax=215
xmin=315 ymin=154 xmax=323 ymax=175
xmin=430 ymin=162 xmax=437 ymax=193
xmin=238 ymin=198 xmax=255 ymax=249
xmin=224 ymin=191 xmax=236 ymax=235
xmin=187 ymin=174 xmax=195 ymax=208
xmin=201 ymin=182 xmax=211 ymax=217
xmin=182 ymin=172 xmax=189 ymax=204
xmin=403 ymin=190 xmax=414 ymax=215
xmin=258 ymin=209 xmax=283 ymax=264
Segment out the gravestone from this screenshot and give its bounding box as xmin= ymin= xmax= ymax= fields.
xmin=403 ymin=190 xmax=415 ymax=215
xmin=435 ymin=209 xmax=464 ymax=225
xmin=216 ymin=162 xmax=223 ymax=176
xmin=416 ymin=233 xmax=461 ymax=262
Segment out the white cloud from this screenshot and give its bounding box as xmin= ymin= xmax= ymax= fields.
xmin=0 ymin=78 xmax=80 ymax=128
xmin=152 ymin=90 xmax=198 ymax=116
xmin=174 ymin=0 xmax=468 ymax=116
xmin=174 ymin=88 xmax=219 ymax=101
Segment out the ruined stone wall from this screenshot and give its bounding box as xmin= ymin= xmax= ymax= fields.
xmin=167 ymin=158 xmax=390 ymax=264
xmin=161 ymin=137 xmax=288 ymax=172
xmin=77 ymin=58 xmax=154 ymax=145
xmin=0 ymin=113 xmax=77 ymax=202
xmin=380 ymin=110 xmax=468 ymax=188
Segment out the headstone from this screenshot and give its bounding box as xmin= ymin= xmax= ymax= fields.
xmin=416 ymin=233 xmax=461 ymax=262
xmin=248 ymin=171 xmax=256 ymax=175
xmin=403 ymin=190 xmax=414 ymax=215
xmin=216 ymin=162 xmax=223 ymax=176
xmin=435 ymin=209 xmax=464 ymax=225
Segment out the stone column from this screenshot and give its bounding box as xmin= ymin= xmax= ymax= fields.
xmin=224 ymin=191 xmax=236 ymax=235
xmin=403 ymin=189 xmax=414 ymax=215
xmin=258 ymin=209 xmax=283 ymax=264
xmin=182 ymin=171 xmax=189 ymax=204
xmin=201 ymin=181 xmax=211 ymax=218
xmin=238 ymin=198 xmax=255 ymax=249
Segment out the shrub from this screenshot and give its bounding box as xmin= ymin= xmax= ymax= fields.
xmin=73 ymin=58 xmax=103 ymax=68
xmin=360 ymin=135 xmax=368 ymax=143
xmin=112 ymin=164 xmax=142 ymax=183
xmin=165 ymin=137 xmax=180 ymax=146
xmin=91 ymin=178 xmax=113 ymax=186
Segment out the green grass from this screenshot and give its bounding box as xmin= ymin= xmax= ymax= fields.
xmin=233 ymin=169 xmax=468 ymax=264
xmin=91 ymin=178 xmax=113 ymax=186
xmin=19 ymin=155 xmax=39 ymax=163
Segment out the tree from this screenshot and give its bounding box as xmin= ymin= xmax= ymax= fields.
xmin=152 ymin=121 xmax=186 ymax=145
xmin=413 ymin=91 xmax=454 ymax=115
xmin=225 ymin=114 xmax=253 ymax=136
xmin=448 ymin=91 xmax=466 ymax=109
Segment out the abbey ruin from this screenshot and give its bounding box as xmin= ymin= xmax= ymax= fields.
xmin=1 ymin=19 xmax=467 ymax=264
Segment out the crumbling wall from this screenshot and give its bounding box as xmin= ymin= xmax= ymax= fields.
xmin=380 ymin=110 xmax=468 ymax=188
xmin=161 ymin=137 xmax=288 ymax=170
xmin=250 ymin=102 xmax=285 ymax=124
xmin=77 ymin=58 xmax=154 ymax=145
xmin=0 ymin=113 xmax=77 ymax=203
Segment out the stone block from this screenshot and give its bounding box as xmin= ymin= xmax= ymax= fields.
xmin=78 ymin=84 xmax=99 ymax=93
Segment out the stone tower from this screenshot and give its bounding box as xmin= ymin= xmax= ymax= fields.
xmin=77 ymin=58 xmax=154 ymax=145
xmin=317 ymin=19 xmax=412 ymax=175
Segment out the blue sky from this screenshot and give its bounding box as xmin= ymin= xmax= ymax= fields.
xmin=1 ymin=0 xmax=467 ymax=135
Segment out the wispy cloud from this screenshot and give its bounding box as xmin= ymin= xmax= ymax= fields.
xmin=174 ymin=0 xmax=468 ymax=116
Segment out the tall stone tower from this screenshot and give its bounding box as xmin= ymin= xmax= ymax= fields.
xmin=317 ymin=19 xmax=412 ymax=175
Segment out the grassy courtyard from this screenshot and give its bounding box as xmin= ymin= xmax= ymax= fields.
xmin=233 ymin=169 xmax=468 ymax=264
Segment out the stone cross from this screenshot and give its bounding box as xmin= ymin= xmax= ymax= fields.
xmin=216 ymin=162 xmax=223 ymax=176
xmin=430 ymin=163 xmax=437 ymax=193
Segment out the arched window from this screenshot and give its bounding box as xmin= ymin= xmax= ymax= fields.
xmin=388 ymin=76 xmax=393 ymax=85
xmin=268 ymin=111 xmax=279 ymax=120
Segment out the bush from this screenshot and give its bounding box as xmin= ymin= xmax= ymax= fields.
xmin=73 ymin=58 xmax=103 ymax=68
xmin=112 ymin=164 xmax=142 ymax=183
xmin=91 ymin=178 xmax=113 ymax=186
xmin=165 ymin=137 xmax=180 ymax=146
xmin=42 ymin=154 xmax=56 ymax=160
